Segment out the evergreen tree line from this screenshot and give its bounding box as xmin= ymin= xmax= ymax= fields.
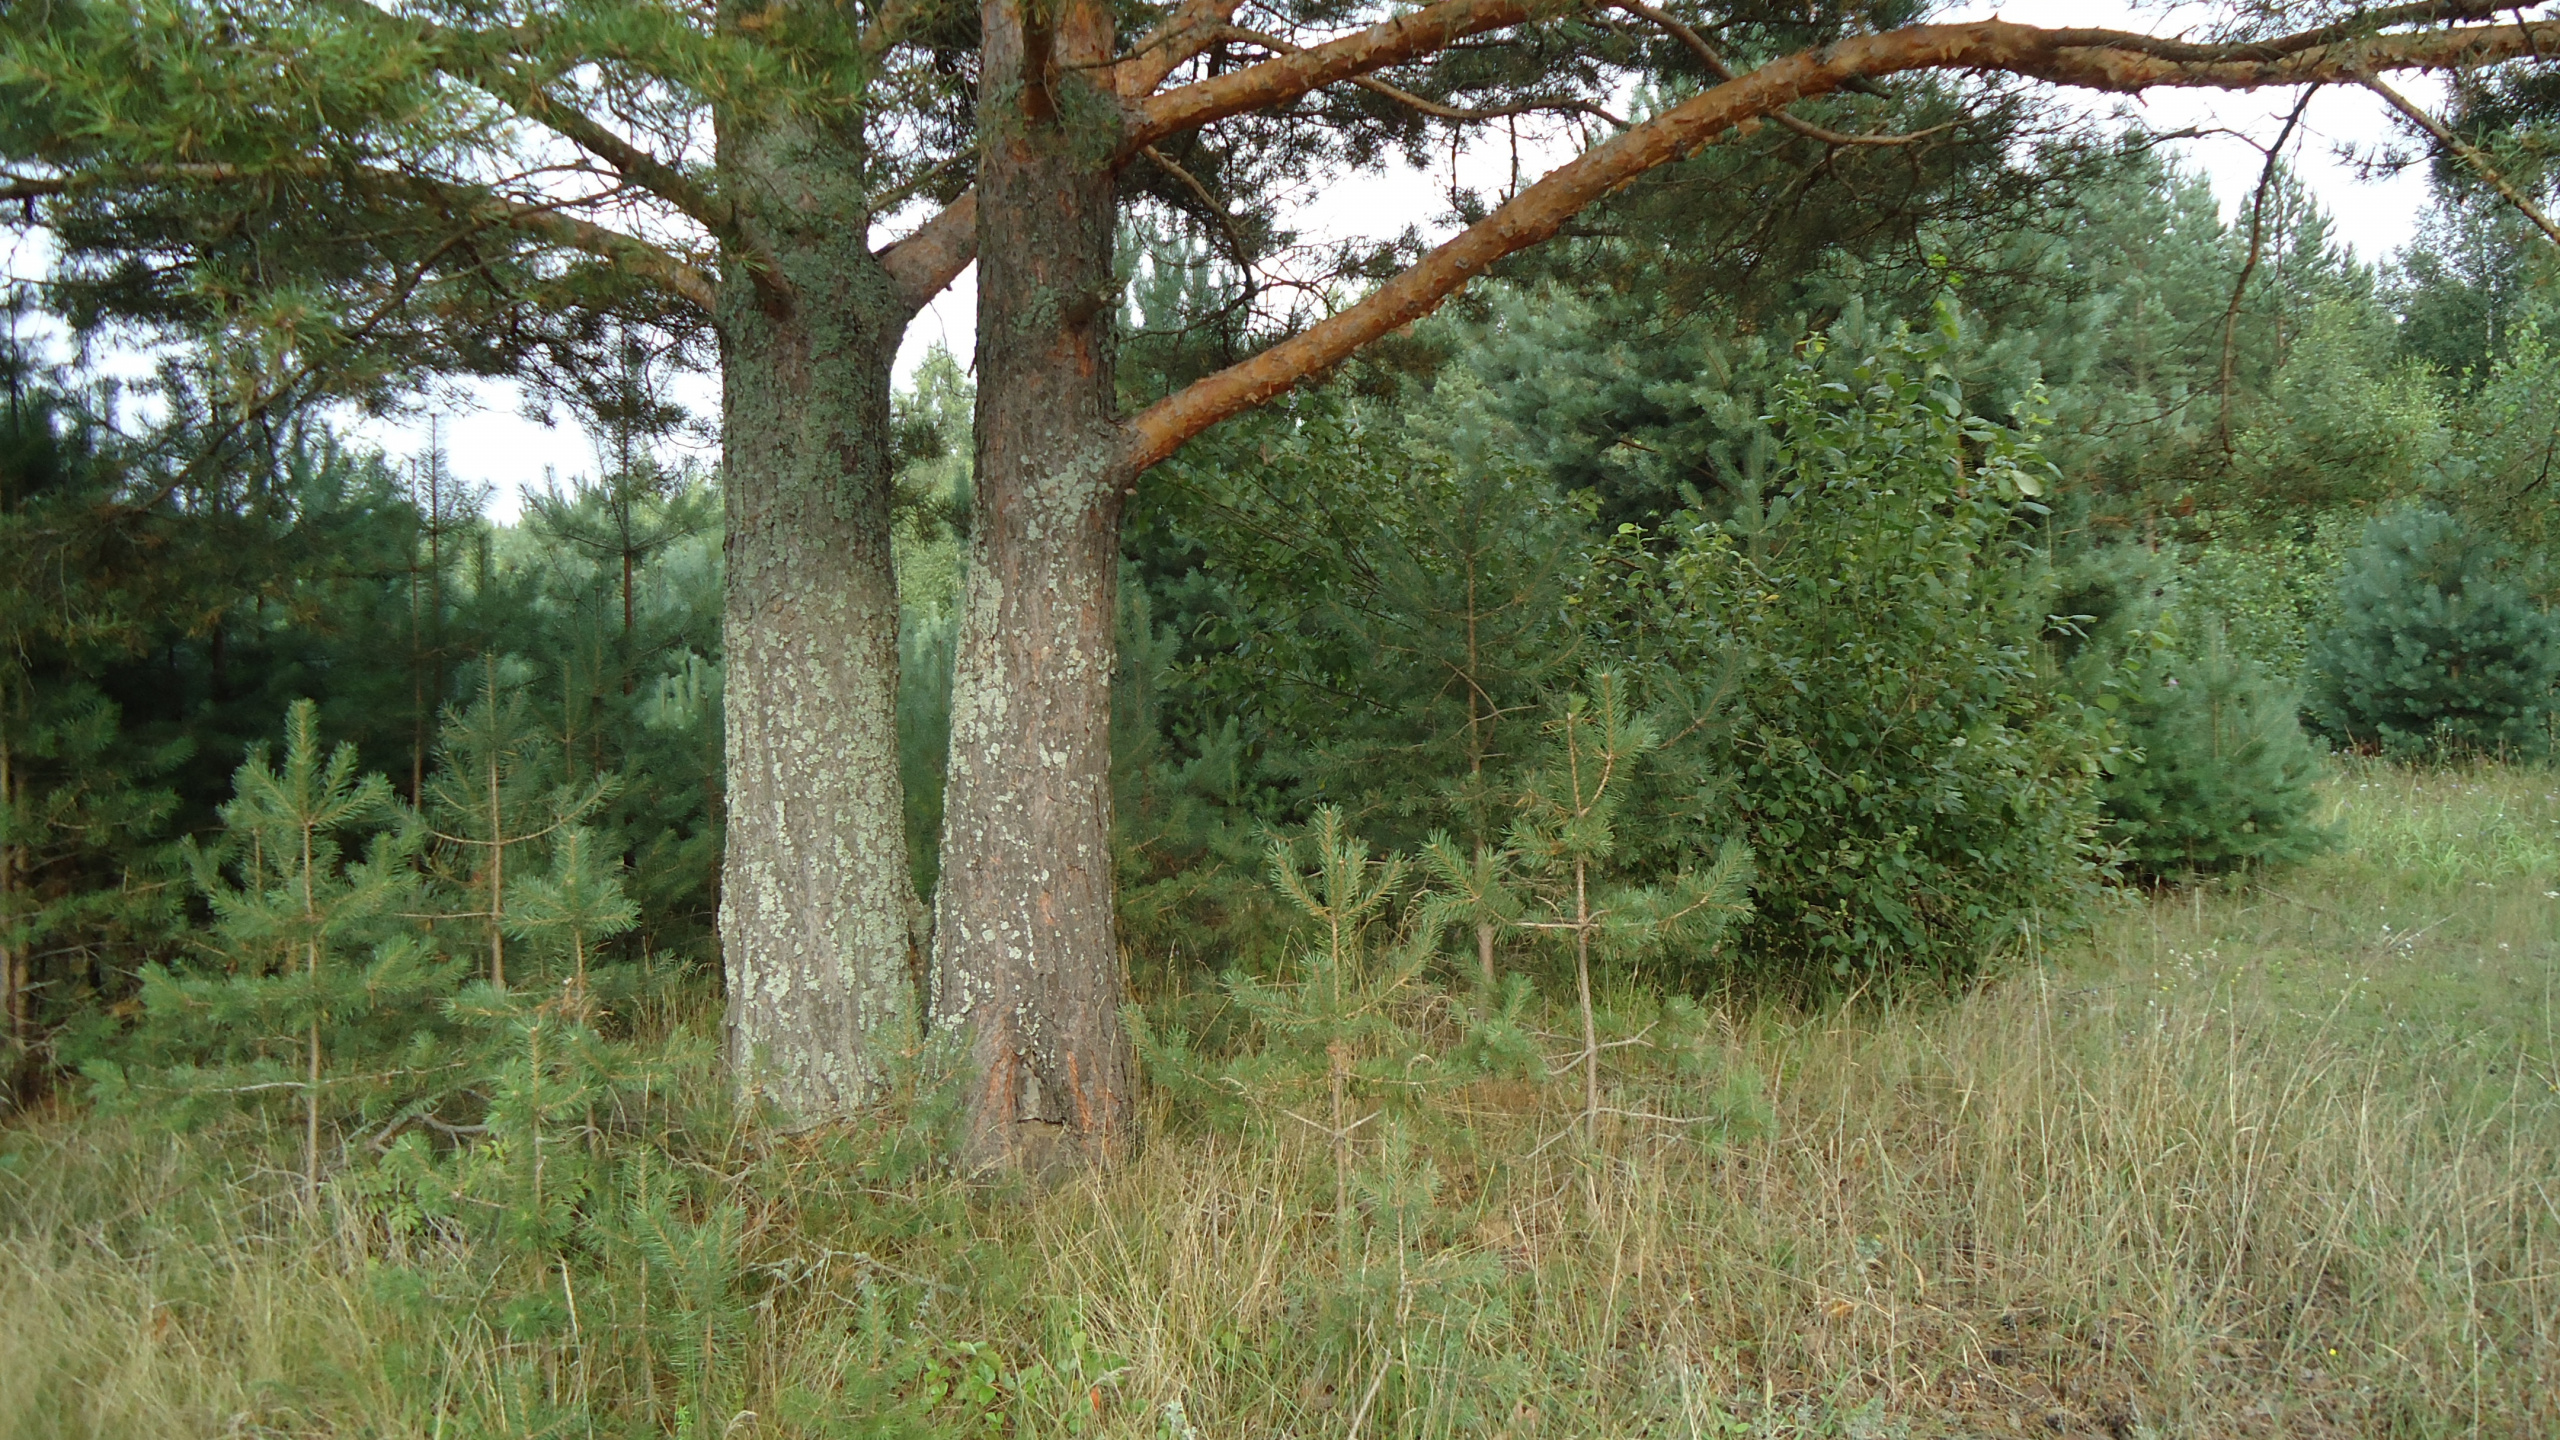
xmin=9 ymin=134 xmax=2560 ymax=1135
xmin=1 ymin=344 xmax=724 ymax=1105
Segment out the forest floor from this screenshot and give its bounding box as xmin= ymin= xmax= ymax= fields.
xmin=5 ymin=762 xmax=2558 ymax=1439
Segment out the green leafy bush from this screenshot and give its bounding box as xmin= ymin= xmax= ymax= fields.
xmin=2307 ymin=508 xmax=2560 ymax=756
xmin=1619 ymin=318 xmax=2109 ymax=983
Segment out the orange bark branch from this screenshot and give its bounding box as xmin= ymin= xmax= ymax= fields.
xmin=882 ymin=0 xmax=1496 ymax=316
xmin=1110 ymin=0 xmax=1250 ymax=98
xmin=879 ymin=189 xmax=979 ymax=318
xmin=1123 ymin=13 xmax=2560 ymax=473
xmin=1128 ymin=0 xmax=1567 ymax=152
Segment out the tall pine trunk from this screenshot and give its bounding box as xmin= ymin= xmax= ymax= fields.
xmin=929 ymin=0 xmax=1134 ymax=1172
xmin=716 ymin=113 xmax=924 ymax=1118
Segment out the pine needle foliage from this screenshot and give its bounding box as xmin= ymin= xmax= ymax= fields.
xmin=1134 ymin=807 xmax=1534 ymax=1248
xmin=98 ymin=700 xmax=444 ymax=1201
xmin=1461 ymin=673 xmax=1754 ymax=1144
xmin=422 ymin=658 xmax=616 ymax=990
xmin=2105 ymin=631 xmax=2334 ymax=879
xmin=2307 ymin=507 xmax=2560 ymax=757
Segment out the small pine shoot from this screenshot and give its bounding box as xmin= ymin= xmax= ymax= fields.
xmin=424 ymin=658 xmax=616 ymax=988
xmin=1503 ymin=673 xmax=1753 ymax=1145
xmin=111 ymin=701 xmax=442 ymax=1203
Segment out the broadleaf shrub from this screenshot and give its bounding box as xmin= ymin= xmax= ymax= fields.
xmin=1613 ymin=318 xmax=2108 ymax=983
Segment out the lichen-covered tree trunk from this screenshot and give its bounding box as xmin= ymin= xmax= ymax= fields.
xmin=717 ymin=113 xmax=923 ymax=1119
xmin=929 ymin=0 xmax=1134 ymax=1172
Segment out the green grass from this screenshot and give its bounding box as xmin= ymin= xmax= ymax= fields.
xmin=6 ymin=761 xmax=2559 ymax=1438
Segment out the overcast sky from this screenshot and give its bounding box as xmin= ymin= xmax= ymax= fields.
xmin=9 ymin=1 xmax=2465 ymax=518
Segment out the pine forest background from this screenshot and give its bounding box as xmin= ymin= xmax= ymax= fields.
xmin=15 ymin=21 xmax=2560 ymax=1432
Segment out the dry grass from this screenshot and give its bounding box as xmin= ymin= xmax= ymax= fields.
xmin=5 ymin=761 xmax=2558 ymax=1438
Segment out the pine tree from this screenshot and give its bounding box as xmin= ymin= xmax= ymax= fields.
xmin=1308 ymin=452 xmax=1584 ymax=990
xmin=1486 ymin=673 xmax=1752 ymax=1145
xmin=2106 ymin=630 xmax=2333 ymax=878
xmin=423 ymin=660 xmax=615 ymax=990
xmin=1231 ymin=808 xmax=1426 ymax=1244
xmin=2307 ymin=508 xmax=2560 ymax=756
xmin=505 ymin=826 xmax=641 ymax=990
xmin=126 ymin=701 xmax=437 ymax=1202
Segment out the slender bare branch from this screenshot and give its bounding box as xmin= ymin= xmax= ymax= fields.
xmin=1606 ymin=0 xmax=1950 ymax=147
xmin=2219 ymin=87 xmax=2316 ymax=452
xmin=1142 ymin=144 xmax=1256 ymax=268
xmin=1218 ymin=24 xmax=1627 ymax=127
xmin=499 ymin=202 xmax=717 ymax=312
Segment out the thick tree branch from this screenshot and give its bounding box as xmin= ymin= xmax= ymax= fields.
xmin=877 ymin=0 xmax=1242 ymax=319
xmin=878 ymin=190 xmax=978 ymax=318
xmin=2361 ymin=71 xmax=2560 ymax=244
xmin=856 ymin=0 xmax=932 ymax=57
xmin=1130 ymin=0 xmax=1569 ymax=151
xmin=1111 ymin=0 xmax=1250 ymax=97
xmin=1124 ymin=13 xmax=2560 ymax=472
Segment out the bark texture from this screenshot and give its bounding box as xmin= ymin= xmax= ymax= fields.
xmin=717 ymin=111 xmax=923 ymax=1119
xmin=929 ymin=0 xmax=1134 ymax=1174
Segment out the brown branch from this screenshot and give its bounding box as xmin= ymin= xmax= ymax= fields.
xmin=878 ymin=190 xmax=978 ymax=319
xmin=855 ymin=0 xmax=932 ymax=58
xmin=1130 ymin=0 xmax=1566 ymax=152
xmin=2219 ymin=87 xmax=2315 ymax=453
xmin=1217 ymin=24 xmax=1625 ymax=127
xmin=1123 ymin=13 xmax=2560 ymax=472
xmin=876 ymin=0 xmax=1244 ymax=319
xmin=2361 ymin=72 xmax=2560 ymax=245
xmin=4 ymin=161 xmax=327 ymax=201
xmin=881 ymin=0 xmax=1546 ymax=322
xmin=1110 ymin=0 xmax=1250 ymax=98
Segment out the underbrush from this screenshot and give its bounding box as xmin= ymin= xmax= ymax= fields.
xmin=6 ymin=764 xmax=2558 ymax=1438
